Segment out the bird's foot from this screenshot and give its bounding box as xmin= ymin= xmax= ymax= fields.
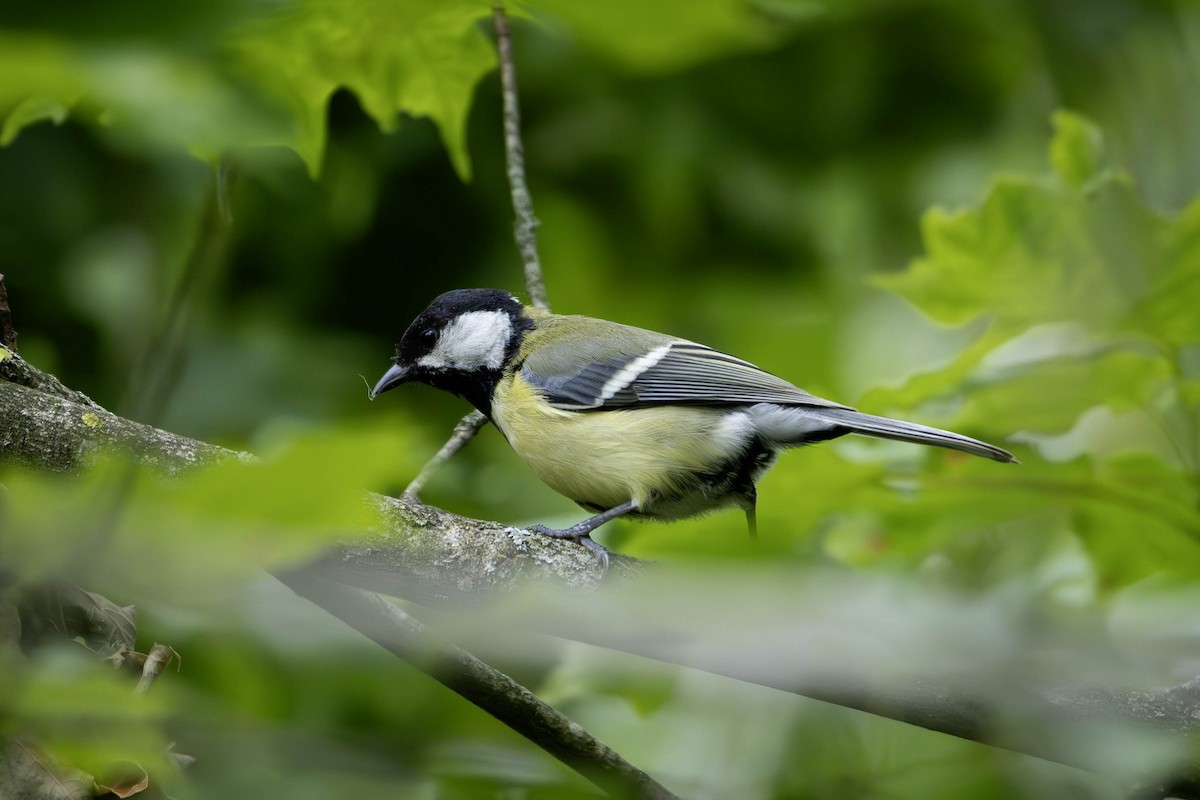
xmin=527 ymin=524 xmax=611 ymax=574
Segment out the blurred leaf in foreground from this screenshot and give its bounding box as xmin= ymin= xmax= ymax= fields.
xmin=0 ymin=0 xmax=496 ymax=177
xmin=0 ymin=417 xmax=430 ymax=608
xmin=860 ymin=111 xmax=1200 ymax=587
xmin=876 ymin=112 xmax=1162 ymax=333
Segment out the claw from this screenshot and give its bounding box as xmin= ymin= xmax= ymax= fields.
xmin=577 ymin=535 xmax=611 ymax=574
xmin=528 ymin=524 xmax=611 ymax=575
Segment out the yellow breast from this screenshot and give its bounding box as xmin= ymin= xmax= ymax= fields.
xmin=491 ymin=374 xmax=747 ymax=513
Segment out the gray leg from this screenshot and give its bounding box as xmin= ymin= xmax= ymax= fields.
xmin=528 ymin=498 xmax=639 ymax=572
xmin=745 ymin=505 xmax=758 ymax=539
xmin=742 ymin=488 xmax=758 ymax=539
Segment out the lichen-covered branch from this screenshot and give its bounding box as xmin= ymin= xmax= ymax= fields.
xmin=2 ymin=345 xmax=104 ymax=412
xmin=278 ymin=571 xmax=679 ymax=799
xmin=0 ymin=351 xmax=244 ymax=475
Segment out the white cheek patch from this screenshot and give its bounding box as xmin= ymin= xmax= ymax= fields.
xmin=418 ymin=310 xmax=513 ymax=371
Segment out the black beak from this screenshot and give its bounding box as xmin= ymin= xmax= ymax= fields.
xmin=370 ymin=363 xmax=410 ymax=399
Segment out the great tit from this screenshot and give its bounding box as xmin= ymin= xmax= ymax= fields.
xmin=371 ymin=288 xmax=1015 ymax=564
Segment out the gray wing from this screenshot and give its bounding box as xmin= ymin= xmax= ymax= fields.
xmin=522 ymin=337 xmax=851 ymax=412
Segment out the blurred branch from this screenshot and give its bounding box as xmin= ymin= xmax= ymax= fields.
xmin=122 ymin=166 xmax=234 ymax=425
xmin=315 ymin=537 xmax=1200 ymax=790
xmin=8 ymin=360 xmax=1200 ymax=797
xmin=405 ymin=5 xmax=547 ymax=499
xmin=279 ymin=571 xmax=678 ymax=799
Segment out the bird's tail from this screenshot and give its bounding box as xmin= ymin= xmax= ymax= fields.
xmin=809 ymin=407 xmax=1017 ymax=463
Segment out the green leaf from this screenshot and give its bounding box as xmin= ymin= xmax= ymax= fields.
xmin=0 ymin=94 xmax=75 ymax=147
xmin=1138 ymin=195 xmax=1200 ymax=347
xmin=0 ymin=420 xmax=431 ymax=607
xmin=870 ymin=113 xmax=1200 ymax=480
xmin=1047 ymin=456 xmax=1198 ymax=578
xmin=877 ymin=175 xmax=1141 ymax=330
xmin=85 ymin=47 xmax=295 ymax=162
xmin=1 ymin=667 xmax=174 ymax=784
xmin=232 ymin=0 xmax=496 ymax=177
xmin=0 ymin=33 xmax=84 ymax=145
xmin=954 ymin=346 xmax=1171 ymax=435
xmin=857 ymin=324 xmax=1012 ymax=416
xmin=0 ymin=30 xmax=292 ymax=161
xmin=527 ymin=0 xmax=768 ymax=74
xmin=876 ymin=113 xmax=1169 ymax=336
xmin=127 ymin=420 xmax=431 ymax=566
xmin=894 ymin=455 xmax=1200 ymax=584
xmin=1049 ymin=110 xmax=1104 ymax=188
xmin=2 ymin=2 xmax=496 ymax=178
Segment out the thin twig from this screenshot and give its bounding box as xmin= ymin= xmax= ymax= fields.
xmin=403 ymin=409 xmax=489 ymax=497
xmin=121 ymin=164 xmax=234 ymax=426
xmin=493 ymin=2 xmax=549 ymax=311
xmin=278 ymin=571 xmax=679 ymax=799
xmin=407 ymin=5 xmax=550 ymax=499
xmin=0 ymin=272 xmax=17 ymax=352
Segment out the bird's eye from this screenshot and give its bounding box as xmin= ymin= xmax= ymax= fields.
xmin=419 ymin=328 xmax=438 ymax=348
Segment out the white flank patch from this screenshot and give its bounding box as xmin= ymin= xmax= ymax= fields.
xmin=747 ymin=404 xmax=839 ymax=446
xmin=713 ymin=410 xmax=755 ymax=451
xmin=598 ymin=342 xmax=675 ymax=402
xmin=418 ymin=310 xmax=513 ymax=371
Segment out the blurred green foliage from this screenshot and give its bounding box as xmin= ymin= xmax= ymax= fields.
xmin=3 ymin=0 xmax=1200 ymax=797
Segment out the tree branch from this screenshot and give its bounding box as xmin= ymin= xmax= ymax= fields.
xmin=2 ymin=345 xmax=103 ymax=413
xmin=278 ymin=571 xmax=678 ymax=799
xmin=7 ymin=358 xmax=1200 ymax=796
xmin=0 ymin=274 xmax=17 ymax=352
xmin=0 ymin=351 xmax=245 ymax=475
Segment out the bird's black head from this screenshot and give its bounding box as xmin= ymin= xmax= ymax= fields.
xmin=370 ymin=288 xmax=531 ymax=417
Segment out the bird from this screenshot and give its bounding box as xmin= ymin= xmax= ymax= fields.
xmin=371 ymin=288 xmax=1015 ymax=567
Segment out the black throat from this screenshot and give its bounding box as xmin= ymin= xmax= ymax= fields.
xmin=426 ymin=368 xmax=504 ymax=420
